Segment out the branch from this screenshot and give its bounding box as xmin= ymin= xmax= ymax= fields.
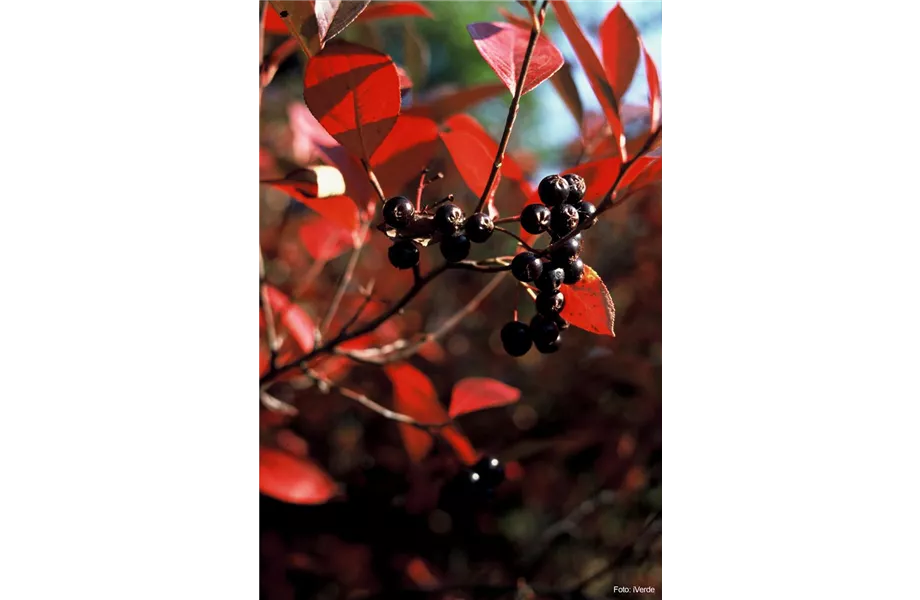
xmin=475 ymin=0 xmax=550 ymax=213
xmin=337 ymin=279 xmax=375 ymax=336
xmin=306 ymin=370 xmax=452 ymax=430
xmin=319 ymin=220 xmax=371 ymax=335
xmin=362 ymin=160 xmax=387 ymax=203
xmin=494 ymin=226 xmax=537 ymax=252
xmin=337 ymin=272 xmax=510 ymax=365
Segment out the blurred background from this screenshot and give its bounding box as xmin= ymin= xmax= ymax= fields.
xmin=260 ymin=2 xmax=662 ymax=598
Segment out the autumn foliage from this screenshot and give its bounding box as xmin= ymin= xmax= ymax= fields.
xmin=260 ymin=1 xmax=661 ymax=597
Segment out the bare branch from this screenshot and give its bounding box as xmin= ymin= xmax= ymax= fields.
xmin=494 ymin=226 xmax=537 ymax=252
xmin=319 ymin=220 xmax=371 ymax=335
xmin=259 ymin=247 xmax=280 ymax=367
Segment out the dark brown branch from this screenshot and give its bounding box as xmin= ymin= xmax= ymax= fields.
xmin=475 ymin=1 xmax=549 ymax=213
xmin=259 ymin=247 xmax=280 ymax=367
xmin=494 ymin=226 xmax=536 ymax=252
xmin=337 ymin=279 xmax=375 ymax=336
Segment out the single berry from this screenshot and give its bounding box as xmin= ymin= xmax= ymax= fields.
xmin=520 ymin=204 xmax=551 ymax=235
xmin=383 ymin=195 xmax=415 ymax=229
xmin=535 ymin=264 xmax=565 ymax=293
xmin=511 ymin=252 xmax=543 ymax=283
xmin=471 ymin=456 xmax=505 ymax=489
xmin=535 ymin=290 xmax=566 ymax=315
xmin=500 ymin=320 xmax=532 ymax=357
xmin=388 ymin=240 xmax=419 ymax=270
xmin=534 ymin=334 xmax=562 ymax=354
xmin=530 ymin=313 xmax=561 ymax=347
xmin=562 ymin=258 xmax=585 ymax=284
xmin=550 ymin=203 xmax=580 ymax=237
xmin=563 ymin=173 xmax=587 ymax=203
xmin=575 ymin=201 xmax=597 ymax=229
xmin=465 ymin=212 xmax=494 ymax=243
xmin=538 ymin=174 xmax=570 ymax=207
xmin=440 ymin=233 xmax=471 ymax=262
xmin=434 ymin=202 xmax=465 ymax=234
xmin=550 ymin=233 xmax=584 ymax=265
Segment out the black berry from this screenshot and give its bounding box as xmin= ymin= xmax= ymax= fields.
xmin=520 ymin=204 xmax=551 ymax=235
xmin=434 ymin=203 xmax=465 ymax=234
xmin=562 ymin=258 xmax=585 ymax=284
xmin=550 ymin=203 xmax=580 ymax=237
xmin=538 ymin=174 xmax=570 ymax=207
xmin=440 ymin=233 xmax=471 ymax=262
xmin=575 ymin=201 xmax=597 ymax=229
xmin=511 ymin=252 xmax=543 ymax=283
xmin=530 ymin=313 xmax=561 ymax=347
xmin=534 ymin=335 xmax=561 ymax=354
xmin=550 ymin=234 xmax=584 ymax=265
xmin=552 ymin=313 xmax=570 ymax=331
xmin=563 ymin=173 xmax=587 ymax=203
xmin=383 ymin=195 xmax=415 ymax=229
xmin=465 ymin=212 xmax=494 ymax=243
xmin=470 ymin=456 xmax=505 ymax=489
xmin=535 ymin=264 xmax=565 ymax=293
xmin=500 ymin=321 xmax=532 ymax=357
xmin=535 ymin=290 xmax=565 ymax=315
xmin=388 ymin=240 xmax=419 ymax=270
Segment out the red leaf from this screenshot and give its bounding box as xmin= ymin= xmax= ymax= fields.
xmin=271 ymin=1 xmax=371 ymax=56
xmin=263 ymin=285 xmax=316 ymax=354
xmin=371 ymin=115 xmax=440 ymax=195
xmin=643 ymin=42 xmax=662 ymax=134
xmin=406 ymin=557 xmax=440 ymax=588
xmin=562 ymin=157 xmax=622 ymax=205
xmin=303 ymin=41 xmax=401 ymax=163
xmin=263 ymin=5 xmax=290 ymax=36
xmin=466 ymin=22 xmax=564 ymax=96
xmin=298 ymin=215 xmax=356 ymax=261
xmin=288 ymin=192 xmax=360 ymax=233
xmin=449 ymin=377 xmax=521 ymax=418
xmin=599 ymin=4 xmax=641 ymax=102
xmin=288 ymin=103 xmax=376 ymax=208
xmin=439 ymin=129 xmax=492 ymax=200
xmin=406 ymin=83 xmax=507 ymax=122
xmin=618 ymin=156 xmax=661 ymax=194
xmin=560 ymin=264 xmax=616 ymax=337
xmin=444 ymin=114 xmax=524 ymax=183
xmin=259 ymin=447 xmax=338 ymax=504
xmin=551 ymin=1 xmax=627 ymax=161
xmin=499 ymin=7 xmax=532 ymax=29
xmin=356 ymin=2 xmax=433 ymax=22
xmin=384 ymin=363 xmax=475 ymax=464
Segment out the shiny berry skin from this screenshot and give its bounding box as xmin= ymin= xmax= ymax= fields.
xmin=530 ymin=313 xmax=561 ymax=347
xmin=562 ymin=258 xmax=585 ymax=284
xmin=500 ymin=321 xmax=532 ymax=357
xmin=550 ymin=203 xmax=580 ymax=237
xmin=434 ymin=203 xmax=465 ymax=234
xmin=388 ymin=240 xmax=419 ymax=270
xmin=552 ymin=313 xmax=570 ymax=331
xmin=470 ymin=456 xmax=505 ymax=489
xmin=440 ymin=233 xmax=471 ymax=262
xmin=563 ymin=173 xmax=587 ymax=203
xmin=538 ymin=174 xmax=570 ymax=207
xmin=535 ymin=265 xmax=565 ymax=293
xmin=535 ymin=290 xmax=565 ymax=315
xmin=465 ymin=212 xmax=494 ymax=243
xmin=511 ymin=252 xmax=543 ymax=283
xmin=550 ymin=234 xmax=584 ymax=265
xmin=383 ymin=195 xmax=415 ymax=229
xmin=520 ymin=204 xmax=551 ymax=235
xmin=576 ymin=201 xmax=597 ymax=229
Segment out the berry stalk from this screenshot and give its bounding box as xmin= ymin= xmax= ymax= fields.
xmin=475 ymin=0 xmax=550 ymax=214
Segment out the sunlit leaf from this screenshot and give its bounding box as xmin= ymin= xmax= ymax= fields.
xmin=298 ymin=215 xmax=357 ymax=261
xmin=439 ymin=129 xmax=492 ymax=201
xmin=260 ymin=447 xmax=338 ymax=504
xmin=560 ymin=264 xmax=616 ymax=337
xmin=356 ymin=2 xmax=433 ymax=22
xmin=270 ymin=1 xmax=371 ymax=56
xmin=371 ymin=115 xmax=440 ymax=196
xmin=642 ymin=41 xmax=662 ymax=135
xmin=263 ymin=285 xmax=316 ymax=354
xmin=599 ymin=4 xmax=640 ymax=102
xmin=448 ymin=377 xmax=521 ymax=418
xmin=406 ymin=83 xmax=507 ymax=122
xmin=466 ymin=22 xmax=564 ymax=96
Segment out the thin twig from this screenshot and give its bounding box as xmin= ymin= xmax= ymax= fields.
xmin=319 ymin=220 xmax=371 ymax=335
xmin=362 ymin=160 xmax=387 ymax=203
xmin=475 ymin=0 xmax=549 ymax=213
xmin=306 ymin=370 xmax=452 ymax=429
xmin=337 ymin=272 xmax=510 ymax=365
xmin=494 ymin=226 xmax=537 ymax=252
xmin=337 ymin=279 xmax=375 ymax=336
xmin=494 ymin=215 xmax=521 ymax=225
xmin=259 ymin=247 xmax=280 ymax=367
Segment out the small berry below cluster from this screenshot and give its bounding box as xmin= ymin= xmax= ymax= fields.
xmin=468 ymin=456 xmax=505 ymax=491
xmin=499 ymin=173 xmax=597 ymax=358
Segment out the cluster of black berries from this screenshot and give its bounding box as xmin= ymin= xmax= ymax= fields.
xmin=501 ymin=173 xmax=597 ymax=357
xmin=383 ymin=196 xmax=494 ymax=269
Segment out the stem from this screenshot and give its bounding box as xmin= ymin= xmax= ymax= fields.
xmin=494 ymin=215 xmax=521 ymax=225
xmin=337 ymin=279 xmax=375 ymax=336
xmin=362 ymin=160 xmax=387 ymax=203
xmin=319 ymin=220 xmax=370 ymax=335
xmin=259 ymin=247 xmax=280 ymax=367
xmin=414 ymin=169 xmax=428 ymax=212
xmin=475 ymin=1 xmax=548 ymax=213
xmin=494 ymin=226 xmax=536 ymax=252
